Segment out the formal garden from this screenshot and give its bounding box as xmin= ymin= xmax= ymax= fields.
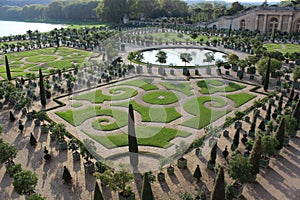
xmin=0 ymin=25 xmax=299 ymax=200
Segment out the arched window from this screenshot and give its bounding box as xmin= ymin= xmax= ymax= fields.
xmin=295 ymin=19 xmax=300 ymax=33
xmin=240 ymin=19 xmax=245 ymax=30
xmin=269 ymin=18 xmax=278 ymax=33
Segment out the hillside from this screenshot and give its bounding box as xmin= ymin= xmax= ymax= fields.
xmin=0 ymin=0 xmax=51 ymax=7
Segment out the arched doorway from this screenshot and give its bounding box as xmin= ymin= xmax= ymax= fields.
xmin=240 ymin=19 xmax=245 ymax=30
xmin=294 ymin=19 xmax=300 ymax=33
xmin=269 ymin=17 xmax=278 ymax=33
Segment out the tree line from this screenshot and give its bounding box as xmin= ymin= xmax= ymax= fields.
xmin=0 ymin=0 xmax=287 ymax=24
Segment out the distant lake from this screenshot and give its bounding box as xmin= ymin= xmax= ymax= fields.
xmin=0 ymin=20 xmax=66 ymax=37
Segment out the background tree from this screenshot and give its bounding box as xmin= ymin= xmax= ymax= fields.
xmin=293 ymin=66 xmax=300 ymax=82
xmin=210 ymin=166 xmax=225 ymax=200
xmin=5 ymin=55 xmax=12 ymax=81
xmin=0 ymin=142 xmax=17 ymax=164
xmin=180 ymin=53 xmax=193 ymax=67
xmin=39 ymin=69 xmax=46 ymax=107
xmin=26 ymin=193 xmax=46 ymax=200
xmin=228 ymin=154 xmax=252 ymax=184
xmin=249 ymin=137 xmax=262 ymax=175
xmin=13 ymin=170 xmax=38 ymax=195
xmin=275 ymin=118 xmax=285 ymax=150
xmin=155 ymin=50 xmax=168 ymax=65
xmin=96 ymin=0 xmax=128 ymax=23
xmin=257 ymin=57 xmax=281 ymax=76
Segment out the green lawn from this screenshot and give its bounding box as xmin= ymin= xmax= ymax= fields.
xmin=72 ymin=87 xmax=138 ymax=103
xmin=119 ymin=78 xmax=158 ymax=91
xmin=181 ymin=96 xmax=229 ymax=129
xmin=71 ymin=102 xmax=83 ymax=108
xmin=264 ymin=43 xmax=300 ymax=54
xmin=0 ymin=47 xmax=93 ymax=78
xmin=112 ymin=100 xmax=182 ymax=123
xmin=86 ymin=126 xmax=191 ymax=148
xmin=56 ymin=106 xmax=128 ymax=129
xmin=142 ymin=91 xmax=179 ymax=105
xmin=197 ymin=80 xmax=246 ymax=94
xmin=159 ymin=81 xmax=194 ymax=96
xmin=222 ymin=92 xmax=257 ymax=107
xmin=91 ymin=109 xmax=128 ymax=131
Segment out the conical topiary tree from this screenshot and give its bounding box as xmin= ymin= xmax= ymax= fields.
xmin=193 ymin=165 xmax=202 ymax=181
xmin=29 ymin=133 xmax=37 ymax=146
xmin=94 ymin=181 xmax=104 ymax=200
xmin=258 ymin=120 xmax=265 ymax=131
xmin=275 ymin=117 xmax=285 ymax=150
xmin=263 ymin=56 xmax=271 ymax=91
xmin=233 ymin=128 xmax=240 ymax=147
xmin=128 ymin=104 xmax=138 ymax=153
xmin=210 ymin=166 xmax=225 ymax=200
xmin=278 ymin=94 xmax=283 ymax=111
xmin=208 ymin=142 xmax=217 ymax=169
xmin=5 ymin=55 xmax=12 ymax=81
xmin=249 ymin=137 xmax=262 ymax=176
xmin=62 ymin=166 xmax=72 ymax=183
xmin=10 ymin=111 xmax=15 ymax=122
xmin=141 ymin=172 xmax=154 ymax=200
xmin=266 ymin=103 xmax=272 ymax=121
xmin=292 ymin=99 xmax=300 ymax=129
xmin=39 ymin=69 xmax=46 ymax=107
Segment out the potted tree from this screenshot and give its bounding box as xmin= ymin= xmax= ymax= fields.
xmin=260 ymin=135 xmax=279 ymax=168
xmin=12 ymin=170 xmax=38 ymax=196
xmin=98 ymin=165 xmax=135 ymax=200
xmin=51 ymin=123 xmax=67 ymax=150
xmin=68 ymin=138 xmax=80 ymax=161
xmin=79 ymin=143 xmax=95 ymax=174
xmin=284 ymin=114 xmax=297 ymax=137
xmin=158 ymin=158 xmax=169 ymax=181
xmin=0 ymin=142 xmax=17 ymax=169
xmin=36 ymin=110 xmax=49 ymax=134
xmin=228 ymin=154 xmax=253 ymax=198
xmin=175 ymin=141 xmax=189 ymax=169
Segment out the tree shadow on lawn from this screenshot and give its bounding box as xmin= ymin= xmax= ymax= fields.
xmin=260 ymin=167 xmax=298 ymax=199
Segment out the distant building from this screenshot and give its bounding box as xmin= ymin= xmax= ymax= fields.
xmin=203 ymin=6 xmax=300 ymax=33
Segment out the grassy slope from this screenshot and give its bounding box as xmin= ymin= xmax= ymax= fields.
xmin=197 ymin=79 xmax=246 ymax=94
xmin=159 ymin=81 xmax=194 ymax=96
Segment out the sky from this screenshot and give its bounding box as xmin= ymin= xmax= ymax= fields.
xmin=224 ymin=0 xmax=281 ymax=2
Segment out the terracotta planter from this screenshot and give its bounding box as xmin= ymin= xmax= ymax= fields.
xmin=260 ymin=156 xmax=270 ymax=168
xmin=177 ymin=157 xmax=187 ymax=169
xmin=157 ymin=172 xmax=165 ymax=182
xmin=118 ymin=192 xmax=135 ymax=200
xmin=84 ymin=161 xmax=95 ymax=174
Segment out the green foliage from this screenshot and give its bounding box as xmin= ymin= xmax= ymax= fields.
xmin=159 ymin=81 xmax=194 ymax=96
xmin=261 ymin=135 xmax=280 ymax=157
xmin=293 ymin=66 xmax=300 ymax=81
xmin=180 ymin=192 xmax=193 ymax=200
xmin=228 ymin=154 xmax=253 ymax=184
xmin=275 ymin=117 xmax=285 ymax=150
xmin=257 ymin=57 xmax=281 ymax=76
xmin=98 ymin=165 xmax=133 ymax=194
xmin=13 ymin=170 xmax=38 ymax=195
xmin=0 ymin=142 xmax=17 ymax=164
xmin=180 ymin=53 xmax=193 ymax=66
xmin=155 ymin=50 xmax=168 ymax=64
xmin=51 ymin=123 xmax=66 ymax=141
xmin=209 ymin=142 xmax=218 ymax=164
xmin=284 ymin=114 xmax=297 ymax=136
xmin=249 ymin=137 xmax=262 ymax=175
xmin=7 ymin=163 xmax=22 ymax=177
xmin=26 ymin=193 xmax=46 ymax=200
xmin=120 ymin=79 xmax=158 ymax=91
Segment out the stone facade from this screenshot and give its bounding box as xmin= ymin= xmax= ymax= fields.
xmin=204 ymin=6 xmax=300 ymax=33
